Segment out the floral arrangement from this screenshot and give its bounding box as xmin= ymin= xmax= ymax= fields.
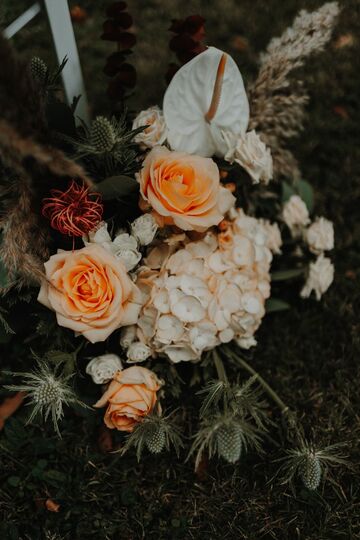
xmin=0 ymin=2 xmax=345 ymax=490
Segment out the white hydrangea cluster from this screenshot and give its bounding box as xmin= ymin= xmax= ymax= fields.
xmin=120 ymin=209 xmax=281 ymax=363
xmin=83 ymin=214 xmax=158 ymax=271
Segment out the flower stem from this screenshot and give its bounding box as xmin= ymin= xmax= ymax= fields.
xmin=213 ymin=349 xmax=228 ymax=384
xmin=223 ymin=347 xmax=291 ymax=419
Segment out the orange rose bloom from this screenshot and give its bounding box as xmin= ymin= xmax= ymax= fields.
xmin=137 ymin=145 xmax=235 ymax=232
xmin=37 ymin=244 xmax=142 ymax=343
xmin=94 ymin=366 xmax=161 ymax=431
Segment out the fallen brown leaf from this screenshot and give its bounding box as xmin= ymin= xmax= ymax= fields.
xmin=45 ymin=499 xmax=60 ymax=512
xmin=0 ymin=392 xmax=26 ymax=430
xmin=334 ymin=33 xmax=355 ymax=49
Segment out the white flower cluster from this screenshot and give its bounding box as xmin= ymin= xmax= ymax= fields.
xmin=83 ymin=215 xmax=158 ymax=271
xmin=223 ymin=130 xmax=273 ymax=185
xmin=120 ymin=209 xmax=282 ymax=363
xmin=282 ymin=195 xmax=335 ymax=300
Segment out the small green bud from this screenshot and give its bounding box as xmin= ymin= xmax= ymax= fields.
xmin=90 ymin=116 xmax=116 ymax=152
xmin=300 ymin=455 xmax=322 ymax=490
xmin=30 ymin=56 xmax=48 ymax=84
xmin=217 ymin=424 xmax=242 ymax=464
xmin=146 ymin=425 xmax=166 ymax=454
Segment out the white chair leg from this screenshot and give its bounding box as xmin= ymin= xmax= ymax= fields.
xmin=43 ymin=0 xmax=90 ymax=125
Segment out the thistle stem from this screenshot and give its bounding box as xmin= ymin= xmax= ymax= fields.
xmin=213 ymin=349 xmax=228 ymax=384
xmin=224 ymin=347 xmax=290 ymax=418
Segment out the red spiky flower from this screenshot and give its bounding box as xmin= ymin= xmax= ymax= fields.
xmin=42 ymin=180 xmax=103 ymax=237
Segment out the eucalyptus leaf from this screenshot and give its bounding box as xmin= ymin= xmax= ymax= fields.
xmin=296 ymin=179 xmax=314 ymax=213
xmin=271 ymin=268 xmax=305 ymax=281
xmin=281 ymin=181 xmax=296 ymax=203
xmin=95 ymin=175 xmax=138 ymax=200
xmin=265 ymin=298 xmax=291 ymax=313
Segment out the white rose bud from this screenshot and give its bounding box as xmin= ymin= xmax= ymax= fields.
xmin=133 ymin=106 xmax=167 ymax=149
xmin=83 ymin=221 xmax=113 ymax=248
xmin=131 ymin=214 xmax=158 ymax=246
xmin=301 ymin=254 xmax=334 ymax=300
xmin=126 ymin=342 xmax=152 ymax=363
xmin=224 ymin=130 xmax=273 ymax=184
xmin=86 ymin=354 xmax=123 ymax=384
xmin=305 ymin=217 xmax=334 ymax=254
xmin=282 ymin=195 xmax=310 ymax=234
xmin=111 ymin=233 xmax=141 ymax=270
xmin=260 ymin=220 xmax=282 ymax=254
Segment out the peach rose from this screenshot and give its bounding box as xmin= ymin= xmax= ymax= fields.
xmin=38 ymin=244 xmax=143 ymax=343
xmin=94 ymin=366 xmax=161 ymax=431
xmin=137 ymin=146 xmax=235 ymax=232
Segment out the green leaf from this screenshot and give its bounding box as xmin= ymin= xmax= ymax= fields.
xmin=94 ymin=175 xmax=138 ymax=200
xmin=266 ymin=298 xmax=291 ymax=313
xmin=271 ymin=268 xmax=305 ymax=281
xmin=281 ymin=181 xmax=296 ymax=203
xmin=296 ymin=179 xmax=314 ymax=213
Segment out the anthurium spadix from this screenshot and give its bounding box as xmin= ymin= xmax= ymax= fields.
xmin=163 ymin=46 xmax=250 ymax=158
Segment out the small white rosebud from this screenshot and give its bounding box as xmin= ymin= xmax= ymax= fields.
xmin=282 ymin=195 xmax=310 ymax=234
xmin=305 ymin=217 xmax=334 ymax=254
xmin=126 ymin=342 xmax=152 ymax=363
xmin=224 ymin=130 xmax=273 ymax=184
xmin=301 ymin=254 xmax=334 ymax=300
xmin=114 ymin=248 xmax=142 ymax=271
xmin=132 ymin=106 xmax=167 ymax=149
xmin=86 ymin=354 xmax=123 ymax=384
xmin=131 ymin=214 xmax=158 ymax=246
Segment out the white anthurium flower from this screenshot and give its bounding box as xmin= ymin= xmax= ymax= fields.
xmin=305 ymin=217 xmax=334 ymax=254
xmin=171 ymin=295 xmax=205 ymax=323
xmin=86 ymin=354 xmax=123 ymax=385
xmin=126 ymin=342 xmax=152 ymax=363
xmin=131 ymin=213 xmax=158 ymax=246
xmin=120 ymin=325 xmax=137 ymax=349
xmin=163 ymin=46 xmax=249 ymax=157
xmin=236 ymin=336 xmax=257 ymax=349
xmin=163 ymin=344 xmax=199 ymax=363
xmin=301 ymin=254 xmax=334 ymax=300
xmin=156 ymin=314 xmax=184 ymax=344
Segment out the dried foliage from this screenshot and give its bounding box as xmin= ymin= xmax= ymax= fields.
xmin=249 ymin=2 xmax=340 ymax=180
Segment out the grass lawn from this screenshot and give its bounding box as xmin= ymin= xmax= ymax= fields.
xmin=0 ymin=0 xmax=360 ymax=538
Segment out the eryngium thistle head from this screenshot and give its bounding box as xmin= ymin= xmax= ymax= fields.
xmin=300 ymin=454 xmax=321 ymax=490
xmin=146 ymin=425 xmax=166 ymax=454
xmin=216 ymin=423 xmax=242 ymax=464
xmin=5 ymin=361 xmax=81 ymax=436
xmin=30 ymin=56 xmax=48 ymax=84
xmin=90 ymin=116 xmax=116 ymax=152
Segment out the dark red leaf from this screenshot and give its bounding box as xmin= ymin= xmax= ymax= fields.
xmin=103 ymin=51 xmax=126 ymax=77
xmin=101 ymin=20 xmax=123 ymax=41
xmin=106 ymin=2 xmax=127 ymax=18
xmin=169 ymin=34 xmax=197 ymax=53
xmin=118 ymin=32 xmax=136 ymax=49
xmin=115 ymin=12 xmax=133 ymax=29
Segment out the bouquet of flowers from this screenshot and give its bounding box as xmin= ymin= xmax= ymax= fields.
xmin=0 ymin=2 xmax=344 ymax=490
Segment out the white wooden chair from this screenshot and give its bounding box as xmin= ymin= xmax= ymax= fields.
xmin=4 ymin=0 xmax=90 ymax=124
